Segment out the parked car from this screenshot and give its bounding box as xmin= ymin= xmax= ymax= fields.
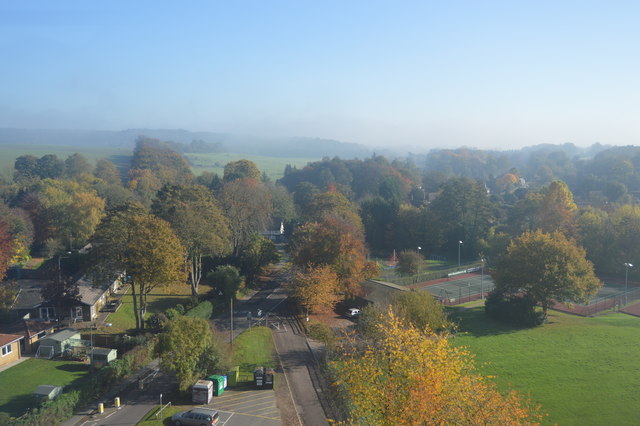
xmin=100 ymin=300 xmax=121 ymax=312
xmin=171 ymin=407 xmax=219 ymax=426
xmin=346 ymin=308 xmax=361 ymax=318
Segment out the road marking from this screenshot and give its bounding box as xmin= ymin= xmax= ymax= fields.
xmin=272 ymin=331 xmax=302 ymax=426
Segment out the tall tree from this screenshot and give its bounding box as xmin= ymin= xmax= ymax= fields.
xmin=534 ymin=180 xmax=577 ymax=235
xmin=94 ymin=159 xmax=122 ymax=185
xmin=220 ymin=178 xmax=272 ymax=255
xmin=0 ymin=220 xmax=13 ymax=281
xmin=91 ymin=203 xmax=186 ymax=330
xmin=159 ymin=316 xmax=226 ymax=392
xmin=288 ymin=265 xmax=340 ymax=314
xmin=494 ymin=230 xmax=601 ymax=315
xmin=152 ymin=184 xmax=231 ymax=297
xmin=223 ymin=159 xmax=261 ymax=182
xmin=40 ymin=277 xmax=81 ymax=321
xmin=240 ymin=234 xmax=280 ymax=286
xmin=64 ymin=153 xmax=92 ymax=178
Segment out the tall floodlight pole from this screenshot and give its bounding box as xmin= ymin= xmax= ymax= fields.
xmin=230 ymin=297 xmax=234 ymax=349
xmin=624 ymin=263 xmax=633 ymax=305
xmin=481 ymin=258 xmax=485 ymax=300
xmin=458 ymin=241 xmax=463 ymax=267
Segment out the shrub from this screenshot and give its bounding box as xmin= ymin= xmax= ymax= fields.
xmin=164 ymin=308 xmax=181 ymax=321
xmin=307 ymin=321 xmax=336 ymax=347
xmin=185 ymin=300 xmax=214 ymax=320
xmin=485 ymin=290 xmax=546 ymax=327
xmin=174 ymin=304 xmax=186 ymax=315
xmin=397 ymin=250 xmax=424 ymax=275
xmin=147 ymin=313 xmax=169 ymax=330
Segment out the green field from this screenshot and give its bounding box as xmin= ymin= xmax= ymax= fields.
xmin=452 ymin=307 xmax=640 ymax=425
xmin=231 ymin=327 xmax=276 ymax=380
xmin=0 ymin=144 xmax=317 ymax=182
xmin=185 ymin=152 xmax=317 ymax=181
xmin=0 ymin=358 xmax=90 ymax=417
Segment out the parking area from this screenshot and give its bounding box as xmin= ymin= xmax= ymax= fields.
xmin=208 ymin=387 xmax=280 ymax=426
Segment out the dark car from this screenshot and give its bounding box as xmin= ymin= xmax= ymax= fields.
xmin=171 ymin=407 xmax=219 ymax=426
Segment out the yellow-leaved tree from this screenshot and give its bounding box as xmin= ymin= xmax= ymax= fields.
xmin=331 ymin=309 xmax=544 ymax=425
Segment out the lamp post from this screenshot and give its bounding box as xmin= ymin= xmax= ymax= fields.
xmin=458 ymin=241 xmax=463 ymax=267
xmin=481 ymin=258 xmax=485 ymax=300
xmin=57 ymin=252 xmax=72 ymax=283
xmin=624 ymin=262 xmax=633 ymax=305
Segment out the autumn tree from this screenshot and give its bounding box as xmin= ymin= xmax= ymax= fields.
xmin=288 ymin=265 xmax=340 ymax=314
xmin=159 ymin=316 xmax=228 ymax=392
xmin=40 ymin=277 xmax=81 ymax=321
xmin=289 ymin=216 xmax=377 ymax=297
xmin=94 ymin=159 xmax=122 ymax=185
xmin=91 ymin=203 xmax=186 ymax=330
xmin=493 ymin=230 xmax=601 ymax=315
xmin=331 ymin=310 xmax=543 ymax=424
xmin=220 ymin=178 xmax=272 ymax=255
xmin=534 ymin=180 xmax=577 ymax=235
xmin=152 ymin=184 xmax=231 ymax=297
xmin=64 ymin=153 xmax=92 ymax=178
xmin=223 ymin=159 xmax=261 ymax=182
xmin=302 ymin=189 xmax=363 ymax=234
xmin=207 ymin=265 xmax=243 ymax=300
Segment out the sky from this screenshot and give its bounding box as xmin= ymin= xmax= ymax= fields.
xmin=1 ymin=1 xmax=640 ymax=151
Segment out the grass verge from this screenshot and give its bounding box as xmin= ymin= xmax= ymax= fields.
xmin=0 ymin=358 xmax=89 ymax=417
xmin=451 ymin=307 xmax=640 ymax=425
xmin=231 ymin=327 xmax=276 ymax=381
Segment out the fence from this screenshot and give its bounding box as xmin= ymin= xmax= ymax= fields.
xmin=553 ymin=287 xmax=640 ymax=316
xmin=434 ymin=287 xmax=486 ymax=306
xmin=380 ymin=262 xmax=483 ymax=286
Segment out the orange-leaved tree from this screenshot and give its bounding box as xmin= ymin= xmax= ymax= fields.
xmin=330 ymin=309 xmax=544 ymax=425
xmin=288 ymin=264 xmax=340 ymax=314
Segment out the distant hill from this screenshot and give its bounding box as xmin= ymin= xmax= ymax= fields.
xmin=0 ymin=128 xmax=373 ymax=159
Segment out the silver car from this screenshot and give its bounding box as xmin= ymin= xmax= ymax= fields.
xmin=171 ymin=407 xmax=219 ymax=426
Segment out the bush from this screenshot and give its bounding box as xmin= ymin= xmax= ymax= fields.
xmin=174 ymin=304 xmax=186 ymax=315
xmin=306 ymin=321 xmax=336 ymax=347
xmin=15 ymin=390 xmax=80 ymax=425
xmin=164 ymin=308 xmax=181 ymax=321
xmin=185 ymin=300 xmax=214 ymax=320
xmin=147 ymin=313 xmax=169 ymax=330
xmin=485 ymin=290 xmax=546 ymax=327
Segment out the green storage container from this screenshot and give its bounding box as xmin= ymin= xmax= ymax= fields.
xmin=227 ymin=366 xmax=239 ymax=387
xmin=207 ymin=375 xmax=225 ymax=396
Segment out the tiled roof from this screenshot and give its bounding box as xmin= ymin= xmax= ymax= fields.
xmin=0 ymin=333 xmax=23 ymax=347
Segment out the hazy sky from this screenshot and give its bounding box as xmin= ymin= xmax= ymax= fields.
xmin=1 ymin=1 xmax=640 ymax=150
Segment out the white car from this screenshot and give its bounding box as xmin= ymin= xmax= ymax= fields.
xmin=346 ymin=308 xmax=361 ymax=318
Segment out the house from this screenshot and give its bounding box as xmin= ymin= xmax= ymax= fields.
xmin=9 ymin=274 xmax=123 ymax=322
xmin=0 ymin=319 xmax=57 ymax=354
xmin=36 ymin=328 xmax=84 ymax=358
xmin=0 ymin=333 xmax=23 ymax=367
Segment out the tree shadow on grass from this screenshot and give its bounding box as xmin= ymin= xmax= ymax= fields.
xmin=54 ymin=362 xmax=90 ymax=373
xmin=146 ymin=296 xmax=192 ymax=314
xmin=0 ymin=393 xmax=36 ymax=418
xmin=448 ymin=306 xmax=535 ymax=337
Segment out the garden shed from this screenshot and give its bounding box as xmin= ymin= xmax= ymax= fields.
xmin=36 ymin=328 xmax=82 ymax=359
xmin=89 ymin=347 xmax=117 ymax=368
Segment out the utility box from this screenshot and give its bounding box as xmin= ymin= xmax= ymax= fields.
xmin=263 ymin=368 xmax=274 ymax=389
xmin=192 ymin=380 xmax=213 ymax=404
xmin=253 ymin=367 xmax=264 ymax=388
xmin=207 ymin=375 xmax=225 ymax=396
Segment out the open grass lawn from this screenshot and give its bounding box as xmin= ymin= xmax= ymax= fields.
xmin=452 ymin=307 xmax=640 ymax=425
xmin=104 ymin=287 xmax=194 ymax=334
xmin=0 ymin=358 xmax=90 ymax=417
xmin=137 ymin=404 xmax=188 ymax=426
xmin=232 ymin=327 xmax=276 ymax=379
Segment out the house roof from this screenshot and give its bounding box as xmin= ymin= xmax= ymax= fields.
xmin=42 ymin=328 xmax=79 ymax=342
xmin=76 ymin=277 xmax=108 ymax=306
xmin=91 ymin=347 xmax=116 ymax=356
xmin=0 ymin=320 xmax=56 ymax=339
xmin=9 ymin=277 xmax=111 ymax=310
xmin=0 ymin=333 xmax=23 ymax=347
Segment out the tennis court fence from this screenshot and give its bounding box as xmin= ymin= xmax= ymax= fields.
xmin=553 ymin=287 xmax=640 ymax=316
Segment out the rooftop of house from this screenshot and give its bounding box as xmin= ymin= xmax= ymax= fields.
xmin=0 ymin=333 xmax=23 ymax=347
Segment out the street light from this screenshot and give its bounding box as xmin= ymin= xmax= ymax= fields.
xmin=458 ymin=241 xmax=463 ymax=267
xmin=624 ymin=262 xmax=633 ymax=305
xmin=481 ymin=258 xmax=485 ymax=301
xmin=57 ymin=251 xmax=72 ymax=283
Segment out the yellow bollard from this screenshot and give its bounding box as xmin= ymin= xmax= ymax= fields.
xmin=98 ymin=403 xmax=104 ymax=414
xmin=114 ymin=397 xmax=120 ymax=409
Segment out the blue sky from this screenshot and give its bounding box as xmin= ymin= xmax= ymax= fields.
xmin=1 ymin=1 xmax=639 ymax=150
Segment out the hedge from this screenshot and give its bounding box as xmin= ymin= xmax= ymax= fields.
xmin=185 ymin=300 xmax=214 ymax=320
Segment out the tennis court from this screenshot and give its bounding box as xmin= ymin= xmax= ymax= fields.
xmin=416 ymin=273 xmax=494 ymax=305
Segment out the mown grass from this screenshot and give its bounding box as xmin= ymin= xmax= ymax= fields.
xmin=451 ymin=307 xmax=640 ymax=425
xmin=0 ymin=358 xmax=90 ymax=417
xmin=231 ymin=327 xmax=275 ymax=380
xmin=104 ymin=288 xmax=193 ymax=334
xmin=137 ymin=404 xmax=186 ymax=426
